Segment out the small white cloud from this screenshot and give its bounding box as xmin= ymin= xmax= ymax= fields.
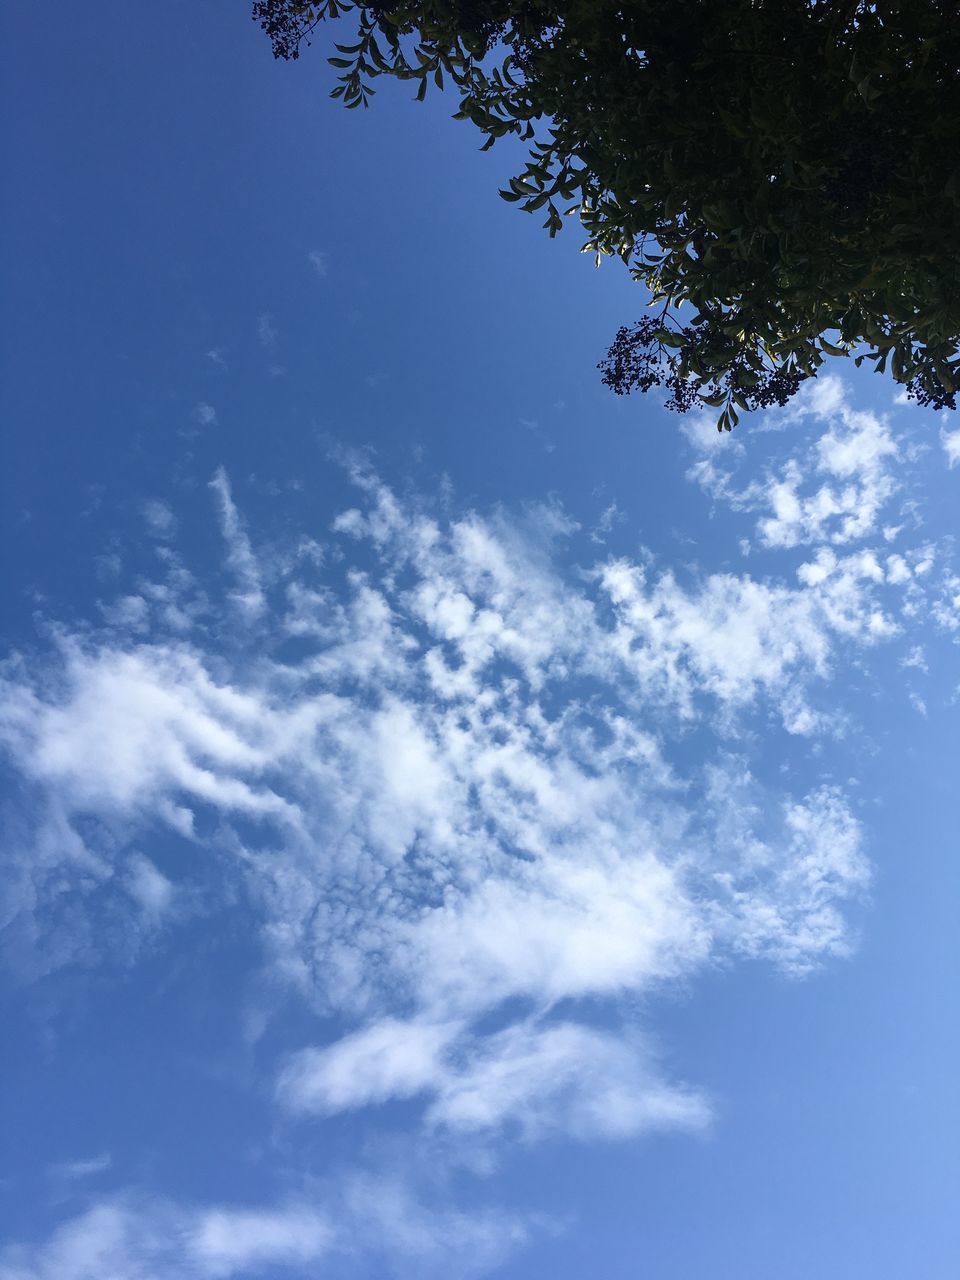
xmin=0 ymin=642 xmax=288 ymax=823
xmin=901 ymin=645 xmax=927 ymax=672
xmin=278 ymin=1018 xmax=459 ymax=1115
xmin=806 ymin=375 xmax=846 ymax=417
xmin=708 ymin=769 xmax=870 ymax=975
xmin=257 ymin=313 xmax=278 ymax=349
xmin=589 ymin=501 xmax=624 ymax=544
xmin=885 ymin=554 xmax=911 ymax=585
xmin=142 ymin=500 xmax=177 ymax=539
xmin=428 ymin=1022 xmax=710 ymax=1141
xmin=0 ymin=1187 xmax=533 ymax=1280
xmin=0 ymin=1197 xmax=331 ymax=1280
xmin=681 ymin=410 xmax=742 ymax=453
xmin=100 ymin=594 xmax=150 ymax=632
xmin=307 ymin=249 xmax=328 ymax=279
xmin=689 ymin=376 xmax=901 ymax=552
xmin=193 ymin=402 xmax=217 ymax=428
xmin=208 ymin=469 xmax=265 ymax=619
xmin=47 ymin=1153 xmax=112 ymax=1181
xmin=281 ymin=1017 xmax=709 ymax=1144
xmin=941 ymin=426 xmax=960 ymax=468
xmin=189 ymin=1205 xmax=332 ymax=1277
xmin=125 ymin=853 xmax=174 ymax=917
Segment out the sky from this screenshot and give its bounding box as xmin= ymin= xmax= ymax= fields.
xmin=1 ymin=3 xmax=958 ymax=1277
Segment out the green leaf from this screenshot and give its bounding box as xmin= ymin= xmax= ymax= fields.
xmin=818 ymin=337 xmax=847 ymax=357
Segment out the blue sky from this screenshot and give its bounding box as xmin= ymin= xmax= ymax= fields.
xmin=1 ymin=3 xmax=958 ymax=1277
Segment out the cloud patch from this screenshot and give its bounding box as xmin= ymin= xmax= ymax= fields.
xmin=688 ymin=377 xmax=901 ymax=549
xmin=0 ymin=451 xmax=888 ymax=1149
xmin=307 ymin=249 xmax=328 ymax=279
xmin=7 ymin=383 xmax=953 ymax=1274
xmin=0 ymin=1183 xmax=528 ymax=1280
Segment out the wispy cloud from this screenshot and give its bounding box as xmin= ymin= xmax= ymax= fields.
xmin=124 ymin=852 xmax=174 ymax=918
xmin=47 ymin=1154 xmax=112 ymax=1181
xmin=0 ymin=1183 xmax=532 ymax=1280
xmin=0 ymin=1197 xmax=331 ymax=1280
xmin=688 ymin=376 xmax=901 ymax=549
xmin=257 ymin=314 xmax=277 ymax=349
xmin=941 ymin=425 xmax=960 ymax=468
xmin=189 ymin=1205 xmax=333 ymax=1278
xmin=589 ymin=500 xmax=624 ymax=544
xmin=142 ymin=499 xmax=177 ymax=539
xmin=307 ymin=249 xmax=328 ymax=280
xmin=280 ymin=1018 xmax=709 ymax=1141
xmin=0 ymin=445 xmax=891 ymax=1126
xmin=193 ymin=402 xmax=218 ymax=428
xmin=2 ymin=386 xmax=953 ymax=1272
xmin=208 ymin=468 xmax=265 ymax=619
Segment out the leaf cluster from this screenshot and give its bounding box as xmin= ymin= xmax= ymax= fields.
xmin=254 ymin=0 xmax=960 ymax=427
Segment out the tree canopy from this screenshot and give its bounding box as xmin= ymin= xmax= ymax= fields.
xmin=255 ymin=0 xmax=960 ymax=428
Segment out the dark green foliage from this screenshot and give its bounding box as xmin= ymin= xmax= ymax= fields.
xmin=255 ymin=1 xmax=960 ymax=427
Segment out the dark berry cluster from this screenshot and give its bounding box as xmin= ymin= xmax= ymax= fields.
xmin=663 ymin=371 xmax=702 ymax=412
xmin=739 ymin=366 xmax=805 ymax=410
xmin=906 ymin=376 xmax=957 ymax=412
xmin=599 ymin=319 xmax=806 ymax=419
xmin=598 ymin=318 xmax=669 ymax=396
xmin=254 ymin=0 xmax=313 ymax=59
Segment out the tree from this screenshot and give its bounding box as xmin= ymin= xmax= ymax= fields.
xmin=254 ymin=1 xmax=960 ymax=428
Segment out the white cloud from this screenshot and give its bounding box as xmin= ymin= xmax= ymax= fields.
xmin=99 ymin=594 xmax=150 ymax=632
xmin=426 ymin=1021 xmax=709 ymax=1140
xmin=600 ymin=560 xmax=831 ymax=723
xmin=124 ymin=853 xmax=174 ymax=917
xmin=0 ymin=1199 xmax=330 ymax=1280
xmin=47 ymin=1154 xmax=112 ymax=1181
xmin=209 ymin=468 xmax=265 ymax=619
xmin=0 ymin=644 xmax=286 ymax=820
xmin=806 ymin=376 xmax=847 ymax=418
xmin=0 ymin=1186 xmax=530 ymax=1280
xmin=307 ymin=249 xmax=328 ymax=279
xmin=257 ymin=313 xmax=277 ymax=349
xmin=339 ymin=1178 xmax=534 ymax=1276
xmin=0 ymin=446 xmax=901 ymax=1150
xmin=932 ymin=572 xmax=960 ymax=631
xmin=193 ymin=402 xmax=218 ymax=428
xmin=279 ymin=1016 xmax=709 ymax=1142
xmin=142 ymin=499 xmax=177 ymax=539
xmin=409 ymin=844 xmax=707 ymax=1015
xmin=689 ymin=377 xmax=901 ymax=550
xmin=5 ymin=380 xmax=959 ymax=1280
xmin=901 ymin=644 xmax=927 ymax=672
xmin=189 ymin=1206 xmax=332 ymax=1277
xmin=682 ymin=408 xmax=747 ymax=455
xmin=0 ymin=1198 xmax=331 ymax=1280
xmin=941 ymin=425 xmax=960 ymax=468
xmin=589 ymin=500 xmax=624 ymax=544
xmin=706 ymin=768 xmax=871 ymax=975
xmin=278 ymin=1018 xmax=460 ymax=1115
xmin=0 ymin=1201 xmax=166 ymax=1280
